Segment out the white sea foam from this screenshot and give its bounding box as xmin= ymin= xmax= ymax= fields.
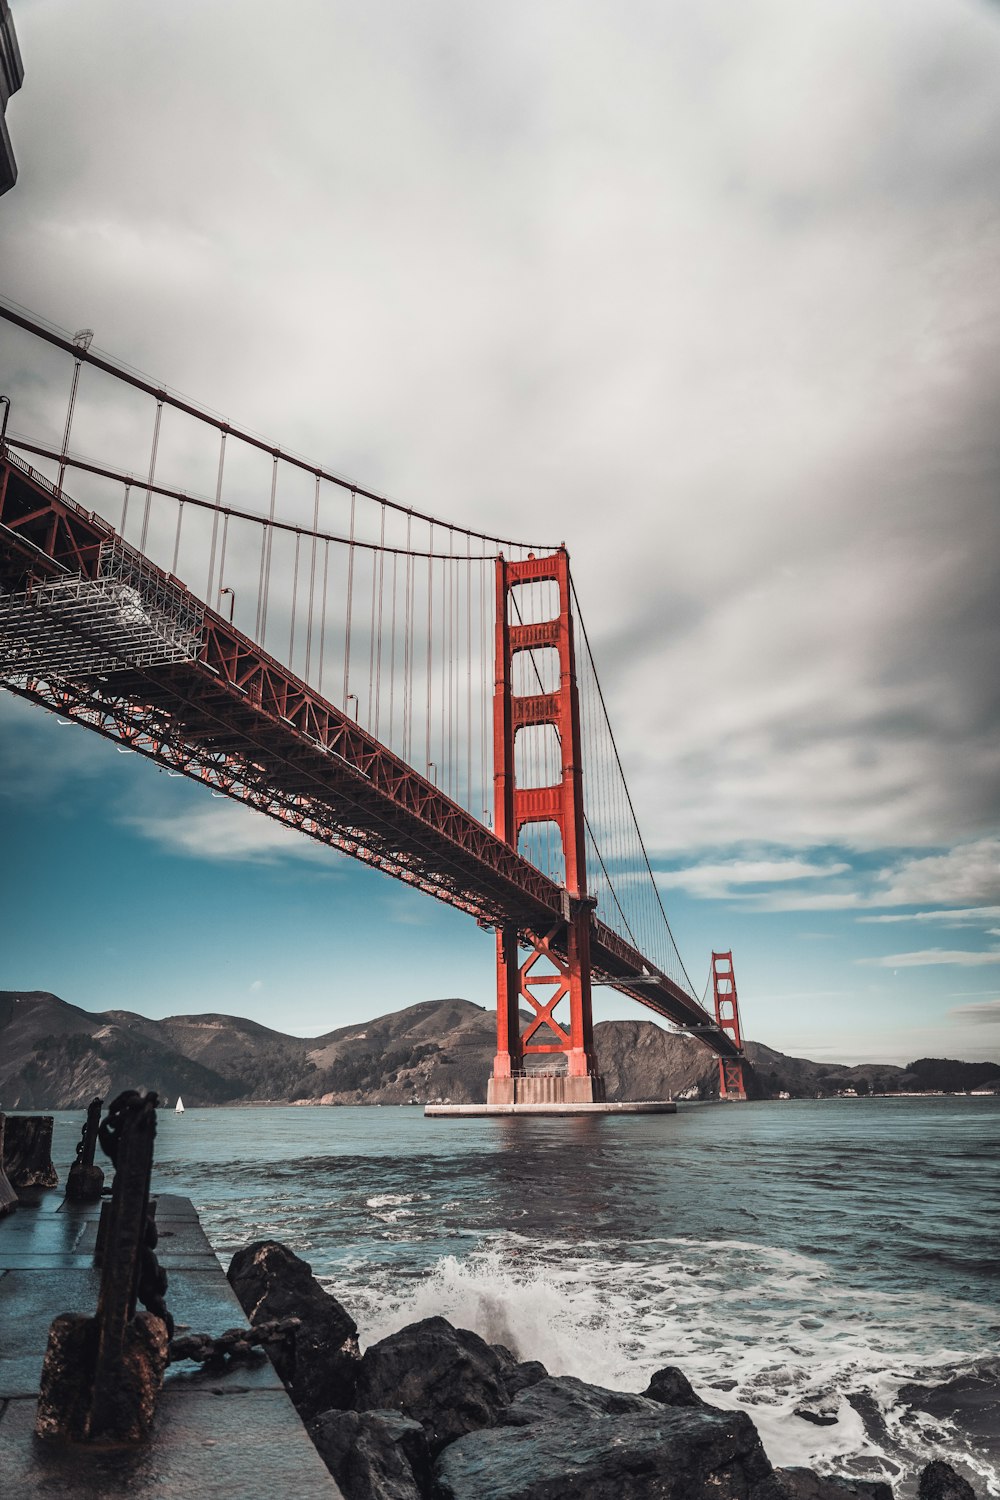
xmin=346 ymin=1237 xmax=997 ymax=1495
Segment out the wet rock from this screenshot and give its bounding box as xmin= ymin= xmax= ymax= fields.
xmin=227 ymin=1239 xmax=359 ymax=1418
xmin=901 ymin=1363 xmax=1000 ymax=1465
xmin=353 ymin=1315 xmax=513 ymax=1455
xmin=434 ymin=1373 xmax=786 ymax=1500
xmin=365 ymin=1409 xmax=433 ymax=1495
xmin=794 ymin=1407 xmax=840 ymax=1427
xmin=918 ymin=1460 xmax=978 ymax=1500
xmin=642 ymin=1365 xmax=710 ymax=1409
xmin=1 ymin=1112 xmax=57 ymax=1189
xmin=505 ymin=1360 xmax=548 ymax=1398
xmin=308 ymin=1409 xmax=425 ymax=1500
xmin=775 ymin=1467 xmax=894 ymax=1499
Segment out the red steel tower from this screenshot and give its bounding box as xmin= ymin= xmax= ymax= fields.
xmin=712 ymin=950 xmax=747 ymax=1100
xmin=488 ymin=549 xmax=604 ymax=1105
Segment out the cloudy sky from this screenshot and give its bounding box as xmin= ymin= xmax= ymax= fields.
xmin=1 ymin=0 xmax=999 ymax=1064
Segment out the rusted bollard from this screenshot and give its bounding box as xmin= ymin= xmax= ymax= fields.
xmin=0 ymin=1114 xmax=17 ymax=1216
xmin=1 ymin=1112 xmax=58 ymax=1190
xmin=35 ymin=1090 xmax=172 ymax=1444
xmin=65 ymin=1096 xmax=105 ymax=1203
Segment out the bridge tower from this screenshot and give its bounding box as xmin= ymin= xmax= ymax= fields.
xmin=488 ymin=549 xmax=604 ymax=1106
xmin=712 ymin=951 xmax=747 ymax=1100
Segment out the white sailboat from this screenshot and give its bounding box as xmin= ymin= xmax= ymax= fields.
xmin=175 ymin=1096 xmax=185 ymax=1114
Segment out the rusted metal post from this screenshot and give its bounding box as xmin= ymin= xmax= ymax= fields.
xmin=65 ymin=1096 xmax=104 ymax=1202
xmin=36 ymin=1090 xmax=172 ymax=1444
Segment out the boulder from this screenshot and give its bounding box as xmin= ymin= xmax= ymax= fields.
xmin=505 ymin=1360 xmax=548 ymax=1399
xmin=227 ymin=1240 xmax=359 ymax=1418
xmin=918 ymin=1461 xmax=978 ymax=1500
xmin=434 ymin=1373 xmax=786 ymax=1500
xmin=353 ymin=1316 xmax=513 ymax=1455
xmin=901 ymin=1364 xmax=1000 ymax=1466
xmin=642 ymin=1366 xmax=710 ymax=1409
xmin=776 ymin=1468 xmax=894 ymax=1498
xmin=1 ymin=1113 xmax=57 ymax=1189
xmin=308 ymin=1409 xmax=426 ymax=1500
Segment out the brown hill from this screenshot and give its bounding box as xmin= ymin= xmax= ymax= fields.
xmin=1 ymin=991 xmax=996 ymax=1109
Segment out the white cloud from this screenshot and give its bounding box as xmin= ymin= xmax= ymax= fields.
xmin=947 ymin=998 xmax=1000 ymax=1026
xmin=873 ymin=840 xmax=1000 ymax=908
xmin=859 ymin=907 xmax=1000 ymax=926
xmin=2 ymin=0 xmax=999 ymax=869
xmin=656 ymin=857 xmax=849 ymax=899
xmin=122 ymin=801 xmax=340 ymax=866
xmin=860 ymin=948 xmax=1000 ymax=969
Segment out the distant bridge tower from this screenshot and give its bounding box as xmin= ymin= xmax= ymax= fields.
xmin=488 ymin=549 xmax=604 ymax=1106
xmin=712 ymin=951 xmax=747 ymax=1100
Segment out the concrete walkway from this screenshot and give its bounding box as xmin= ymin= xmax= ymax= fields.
xmin=0 ymin=1185 xmax=343 ymax=1498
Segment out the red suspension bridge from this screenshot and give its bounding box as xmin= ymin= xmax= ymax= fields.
xmin=0 ymin=302 xmax=748 ymax=1105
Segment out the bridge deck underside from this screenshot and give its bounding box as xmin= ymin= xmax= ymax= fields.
xmin=0 ymin=451 xmax=740 ymax=1059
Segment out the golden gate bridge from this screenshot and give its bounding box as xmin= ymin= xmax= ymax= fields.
xmin=0 ymin=301 xmax=748 ymax=1106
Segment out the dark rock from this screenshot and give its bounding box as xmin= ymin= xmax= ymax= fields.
xmin=900 ymin=1362 xmax=1000 ymax=1465
xmin=228 ymin=1239 xmax=359 ymax=1418
xmin=434 ymin=1373 xmax=786 ymax=1499
xmin=505 ymin=1360 xmax=548 ymax=1398
xmin=353 ymin=1315 xmax=513 ymax=1455
xmin=794 ymin=1407 xmax=840 ymax=1427
xmin=1 ymin=1112 xmax=57 ymax=1188
xmin=918 ymin=1460 xmax=978 ymax=1500
xmin=365 ymin=1410 xmax=433 ymax=1495
xmin=776 ymin=1467 xmax=894 ymax=1499
xmin=308 ymin=1409 xmax=425 ymax=1500
xmin=643 ymin=1365 xmax=709 ymax=1409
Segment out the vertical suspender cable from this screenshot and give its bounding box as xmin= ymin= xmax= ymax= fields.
xmin=403 ymin=515 xmax=413 ymax=762
xmin=305 ymin=473 xmax=321 ymax=682
xmin=256 ymin=455 xmax=278 ymax=641
xmin=318 ymin=538 xmax=330 ymax=697
xmin=139 ymin=400 xmax=163 ymax=553
xmin=388 ymin=548 xmax=398 ymax=749
xmin=426 ymin=521 xmax=434 ymax=777
xmin=343 ymin=489 xmax=356 ymax=709
xmin=289 ymin=531 xmax=301 ymax=665
xmin=206 ymin=430 xmax=227 ymax=602
xmin=216 ymin=513 xmax=230 ymax=606
xmin=374 ymin=503 xmax=386 ymax=738
xmin=171 ymin=500 xmax=184 ymax=576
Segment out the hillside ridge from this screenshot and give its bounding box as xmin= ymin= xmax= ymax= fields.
xmin=1 ymin=990 xmax=997 ymax=1110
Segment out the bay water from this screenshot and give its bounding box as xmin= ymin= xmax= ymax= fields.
xmin=51 ymin=1096 xmax=1000 ymax=1493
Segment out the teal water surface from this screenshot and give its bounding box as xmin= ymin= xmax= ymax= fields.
xmin=49 ymin=1095 xmax=1000 ymax=1493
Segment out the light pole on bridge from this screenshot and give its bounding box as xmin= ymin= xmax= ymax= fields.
xmin=57 ymin=328 xmax=94 ymax=496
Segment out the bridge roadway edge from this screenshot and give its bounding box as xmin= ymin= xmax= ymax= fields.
xmin=0 ymin=1186 xmax=344 ymax=1500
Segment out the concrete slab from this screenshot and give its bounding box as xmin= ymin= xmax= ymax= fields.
xmin=0 ymin=1392 xmax=343 ymax=1499
xmin=425 ymin=1099 xmax=679 ymax=1117
xmin=0 ymin=1269 xmax=101 ymax=1395
xmin=0 ymin=1193 xmax=343 ymax=1496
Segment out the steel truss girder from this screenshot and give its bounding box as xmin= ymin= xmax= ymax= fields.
xmin=0 ymin=448 xmax=742 ymax=1060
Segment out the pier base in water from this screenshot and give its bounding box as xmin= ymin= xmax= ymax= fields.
xmin=486 ymin=1072 xmax=605 ymax=1107
xmin=426 ymin=1100 xmax=678 ymax=1117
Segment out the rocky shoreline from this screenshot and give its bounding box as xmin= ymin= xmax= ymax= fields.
xmin=215 ymin=1239 xmax=984 ymax=1500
